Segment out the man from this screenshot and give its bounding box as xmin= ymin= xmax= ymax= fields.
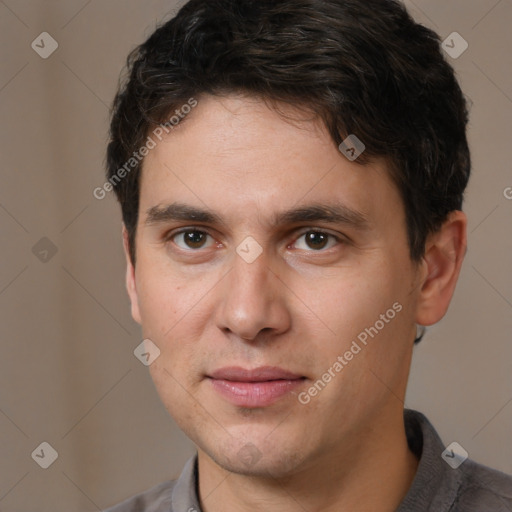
xmin=104 ymin=0 xmax=512 ymax=510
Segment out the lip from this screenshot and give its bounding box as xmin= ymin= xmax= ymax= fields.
xmin=207 ymin=366 xmax=306 ymax=408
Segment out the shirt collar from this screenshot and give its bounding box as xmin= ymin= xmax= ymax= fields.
xmin=171 ymin=454 xmax=201 ymax=512
xmin=396 ymin=409 xmax=463 ymax=511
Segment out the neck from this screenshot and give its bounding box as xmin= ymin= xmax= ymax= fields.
xmin=197 ymin=408 xmax=419 ymax=512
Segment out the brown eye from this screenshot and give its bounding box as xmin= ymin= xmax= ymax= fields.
xmin=172 ymin=230 xmax=214 ymax=250
xmin=294 ymin=231 xmax=338 ymax=251
xmin=305 ymin=232 xmax=329 ymax=250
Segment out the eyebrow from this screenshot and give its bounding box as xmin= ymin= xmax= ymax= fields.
xmin=145 ymin=203 xmax=223 ymax=226
xmin=144 ymin=202 xmax=370 ymax=230
xmin=274 ymin=204 xmax=369 ymax=229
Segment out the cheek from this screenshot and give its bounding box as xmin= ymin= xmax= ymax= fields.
xmin=301 ymin=267 xmax=397 ymax=340
xmin=135 ymin=262 xmax=197 ymax=338
xmin=135 ymin=267 xmax=213 ymax=375
xmin=296 ymin=260 xmax=413 ymax=387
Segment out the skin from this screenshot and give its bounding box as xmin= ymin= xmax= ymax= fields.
xmin=123 ymin=94 xmax=467 ymax=512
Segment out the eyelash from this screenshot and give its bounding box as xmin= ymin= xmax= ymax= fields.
xmin=165 ymin=227 xmax=344 ymax=253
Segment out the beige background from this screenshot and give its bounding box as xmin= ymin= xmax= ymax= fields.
xmin=0 ymin=0 xmax=511 ymax=510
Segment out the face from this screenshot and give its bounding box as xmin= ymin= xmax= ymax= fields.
xmin=125 ymin=94 xmax=423 ymax=477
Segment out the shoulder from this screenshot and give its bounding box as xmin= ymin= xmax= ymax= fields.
xmin=103 ymin=480 xmax=175 ymax=512
xmin=400 ymin=409 xmax=512 ymax=512
xmin=455 ymin=459 xmax=512 ymax=511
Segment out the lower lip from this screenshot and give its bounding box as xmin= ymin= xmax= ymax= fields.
xmin=208 ymin=378 xmax=304 ymax=407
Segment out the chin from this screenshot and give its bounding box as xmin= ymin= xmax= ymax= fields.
xmin=203 ymin=432 xmax=310 ymax=479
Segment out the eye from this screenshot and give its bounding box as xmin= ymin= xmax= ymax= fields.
xmin=170 ymin=229 xmax=216 ymax=250
xmin=293 ymin=231 xmax=339 ymax=251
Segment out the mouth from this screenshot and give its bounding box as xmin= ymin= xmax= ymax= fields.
xmin=206 ymin=366 xmax=307 ymax=408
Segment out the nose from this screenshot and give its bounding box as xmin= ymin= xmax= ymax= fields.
xmin=214 ymin=247 xmax=291 ymax=342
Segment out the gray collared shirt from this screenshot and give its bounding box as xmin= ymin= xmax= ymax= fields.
xmin=104 ymin=409 xmax=512 ymax=511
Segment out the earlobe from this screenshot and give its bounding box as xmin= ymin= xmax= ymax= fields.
xmin=122 ymin=225 xmax=142 ymax=325
xmin=415 ymin=211 xmax=467 ymax=327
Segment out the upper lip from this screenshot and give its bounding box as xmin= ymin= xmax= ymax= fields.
xmin=208 ymin=366 xmax=304 ymax=382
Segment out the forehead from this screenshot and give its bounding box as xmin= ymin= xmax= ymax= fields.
xmin=138 ymin=94 xmax=402 ymax=230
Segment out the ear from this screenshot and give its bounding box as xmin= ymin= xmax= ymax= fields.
xmin=122 ymin=225 xmax=141 ymax=325
xmin=415 ymin=210 xmax=467 ymax=326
